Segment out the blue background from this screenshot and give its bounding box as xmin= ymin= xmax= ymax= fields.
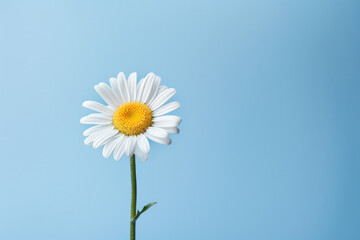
xmin=0 ymin=1 xmax=359 ymax=239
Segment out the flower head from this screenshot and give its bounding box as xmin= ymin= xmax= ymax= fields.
xmin=80 ymin=72 xmax=181 ymax=161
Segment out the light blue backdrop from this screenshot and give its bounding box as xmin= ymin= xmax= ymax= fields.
xmin=0 ymin=1 xmax=359 ymax=239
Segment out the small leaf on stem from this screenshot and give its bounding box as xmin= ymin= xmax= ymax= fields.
xmin=132 ymin=202 xmax=157 ymax=223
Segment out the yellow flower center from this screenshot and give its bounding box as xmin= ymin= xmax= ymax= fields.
xmin=112 ymin=102 xmax=153 ymax=136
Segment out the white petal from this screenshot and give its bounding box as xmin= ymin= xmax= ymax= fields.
xmin=152 ymin=114 xmax=182 ymax=128
xmin=140 ymin=73 xmax=156 ymax=103
xmin=125 ymin=136 xmax=137 ymax=157
xmin=135 ymin=145 xmax=149 ymax=162
xmin=146 ymin=75 xmax=161 ymax=105
xmin=146 ymin=127 xmax=168 ymax=139
xmin=136 ymin=134 xmax=150 ymax=154
xmin=135 ymin=78 xmax=146 ymax=102
xmin=161 ymin=127 xmax=180 ymax=134
xmin=113 ymin=135 xmax=127 ymax=161
xmin=114 ymin=147 xmax=126 ymax=161
xmin=84 ymin=134 xmax=98 ymax=145
xmin=128 ymin=72 xmax=137 ymax=101
xmin=80 ymin=113 xmax=112 ymax=125
xmin=152 ymin=122 xmax=180 ymax=128
xmin=152 ymin=102 xmax=180 ymax=117
xmin=93 ymin=129 xmax=118 ymax=149
xmin=118 ymin=72 xmax=130 ymax=102
xmin=149 ymin=88 xmax=176 ymax=111
xmin=102 ymin=135 xmax=122 ymax=158
xmin=82 ymin=101 xmax=114 ymax=115
xmin=109 ymin=77 xmax=126 ymax=105
xmin=157 ymin=85 xmax=168 ymax=95
xmin=153 ymin=115 xmax=182 ymax=124
xmin=84 ymin=127 xmax=112 ymax=145
xmin=83 ymin=124 xmax=113 ymax=136
xmin=145 ymin=132 xmax=172 ymax=145
xmin=109 ymin=77 xmax=119 ymax=94
xmin=94 ymin=83 xmax=119 ymax=109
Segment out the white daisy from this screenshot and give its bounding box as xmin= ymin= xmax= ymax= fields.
xmin=80 ymin=72 xmax=181 ymax=162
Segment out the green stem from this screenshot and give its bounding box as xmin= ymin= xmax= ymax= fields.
xmin=130 ymin=155 xmax=137 ymax=240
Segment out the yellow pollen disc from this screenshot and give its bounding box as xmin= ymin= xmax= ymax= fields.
xmin=112 ymin=102 xmax=153 ymax=136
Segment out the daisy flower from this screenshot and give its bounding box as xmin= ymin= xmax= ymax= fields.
xmin=80 ymin=72 xmax=181 ymax=161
